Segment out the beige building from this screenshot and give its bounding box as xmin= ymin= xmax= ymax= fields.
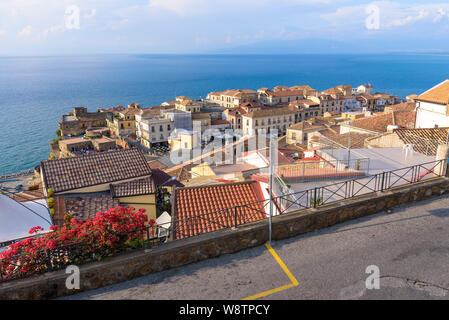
xmin=241 ymin=107 xmax=296 ymax=136
xmin=59 ymin=107 xmax=108 ymax=137
xmin=207 ymin=89 xmax=258 ymax=108
xmin=58 ymin=137 xmax=117 ymax=158
xmin=107 ymin=104 xmax=142 ymax=137
xmin=191 ymin=112 xmax=211 ymax=133
xmin=257 ymin=88 xmax=306 ymax=105
xmin=286 ymin=121 xmax=327 ymax=145
xmin=356 ymin=84 xmax=373 ymax=95
xmin=175 ymin=96 xmax=202 ymax=113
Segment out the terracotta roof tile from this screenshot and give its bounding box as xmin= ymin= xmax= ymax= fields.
xmin=395 ymin=127 xmax=449 ymax=155
xmin=289 ymin=121 xmax=326 ymax=131
xmin=349 ymin=111 xmax=415 ymax=133
xmin=417 ymin=79 xmax=449 ymax=104
xmin=148 ymin=160 xmax=168 ymax=170
xmin=111 ymin=177 xmax=156 ymax=198
xmin=318 ymin=132 xmax=374 ymax=148
xmin=172 ymin=181 xmax=266 ymax=239
xmin=151 ymin=169 xmax=184 ymax=188
xmin=57 ymin=194 xmax=120 ymax=223
xmin=41 ymin=148 xmax=152 ymax=193
xmin=269 ymin=90 xmax=305 ymax=97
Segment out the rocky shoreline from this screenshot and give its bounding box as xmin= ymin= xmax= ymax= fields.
xmin=0 ymin=169 xmax=35 ymax=181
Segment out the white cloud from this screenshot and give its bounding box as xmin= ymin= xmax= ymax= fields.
xmin=19 ymin=25 xmax=32 ymax=37
xmin=322 ymin=1 xmax=449 ymax=30
xmin=84 ymin=8 xmax=96 ymax=19
xmin=105 ymin=18 xmax=129 ymax=31
xmin=388 ymin=8 xmax=429 ymax=27
xmin=42 ymin=24 xmax=65 ymax=39
xmin=148 ymin=0 xmax=323 ymax=16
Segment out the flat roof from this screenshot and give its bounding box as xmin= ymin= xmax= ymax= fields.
xmin=319 ymin=147 xmax=435 ymax=174
xmin=287 ymin=147 xmax=436 ymax=195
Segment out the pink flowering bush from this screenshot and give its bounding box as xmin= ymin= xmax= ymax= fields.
xmin=0 ymin=207 xmax=154 ymax=282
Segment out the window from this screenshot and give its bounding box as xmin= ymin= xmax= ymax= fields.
xmin=167 ymin=124 xmax=171 ymax=131
xmin=255 ymin=120 xmax=258 ymax=126
xmin=292 ymin=132 xmax=296 ymax=140
xmin=151 ymin=126 xmax=155 ymax=133
xmin=160 ymin=125 xmax=163 ymax=132
xmin=184 ymin=142 xmax=188 ymax=148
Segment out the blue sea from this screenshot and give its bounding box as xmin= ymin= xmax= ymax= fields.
xmin=1 ymin=53 xmax=449 ymax=175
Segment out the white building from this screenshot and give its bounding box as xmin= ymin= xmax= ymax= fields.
xmin=355 ymin=84 xmax=373 ymax=95
xmin=343 ymin=96 xmax=361 ymax=111
xmin=136 ymin=108 xmax=174 ymax=148
xmin=415 ymin=79 xmax=449 ymax=128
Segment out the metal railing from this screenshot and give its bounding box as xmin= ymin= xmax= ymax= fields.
xmin=277 ymin=158 xmax=370 ymax=181
xmin=0 ymin=159 xmax=446 ymax=283
xmin=274 ymin=159 xmax=445 ymax=213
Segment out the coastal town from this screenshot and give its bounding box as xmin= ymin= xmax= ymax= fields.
xmin=3 ymin=80 xmax=448 ymax=237
xmin=2 ymin=79 xmax=449 ymax=299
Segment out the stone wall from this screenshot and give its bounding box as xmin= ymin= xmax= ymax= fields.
xmin=2 ymin=177 xmax=449 ymax=300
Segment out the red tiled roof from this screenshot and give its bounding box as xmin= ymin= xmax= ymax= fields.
xmin=120 ymin=108 xmax=141 ymax=116
xmin=417 ymin=79 xmax=449 ymax=104
xmin=385 ymin=102 xmax=415 ymax=112
xmin=172 ymin=181 xmax=266 ymax=239
xmin=148 ymin=160 xmax=168 ymax=170
xmin=211 ymin=119 xmax=230 ymax=125
xmin=349 ymin=111 xmax=415 ymax=133
xmin=318 ymin=132 xmax=374 ymax=148
xmin=10 ymin=185 xmax=45 ymax=203
xmin=288 ymin=121 xmax=326 ymax=131
xmin=269 ymin=90 xmax=305 ymax=97
xmin=299 ymin=156 xmax=322 ymax=162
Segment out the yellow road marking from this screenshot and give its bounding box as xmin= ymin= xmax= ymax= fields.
xmin=242 ymin=243 xmax=299 ymax=300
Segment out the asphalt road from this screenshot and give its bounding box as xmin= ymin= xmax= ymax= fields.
xmin=61 ymin=194 xmax=449 ymax=300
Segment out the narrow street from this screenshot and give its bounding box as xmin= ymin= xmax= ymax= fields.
xmin=61 ymin=195 xmax=449 ymax=300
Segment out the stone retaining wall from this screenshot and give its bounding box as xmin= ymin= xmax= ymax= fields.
xmin=1 ymin=177 xmax=449 ymax=300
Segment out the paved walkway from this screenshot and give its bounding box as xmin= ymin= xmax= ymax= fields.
xmin=61 ymin=194 xmax=449 ymax=300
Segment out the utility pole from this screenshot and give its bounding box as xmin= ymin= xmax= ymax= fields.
xmin=268 ymin=132 xmax=276 ymax=244
xmin=347 ymin=132 xmax=352 ymax=166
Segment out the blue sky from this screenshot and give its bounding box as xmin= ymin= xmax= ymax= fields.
xmin=1 ymin=0 xmax=449 ymax=55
